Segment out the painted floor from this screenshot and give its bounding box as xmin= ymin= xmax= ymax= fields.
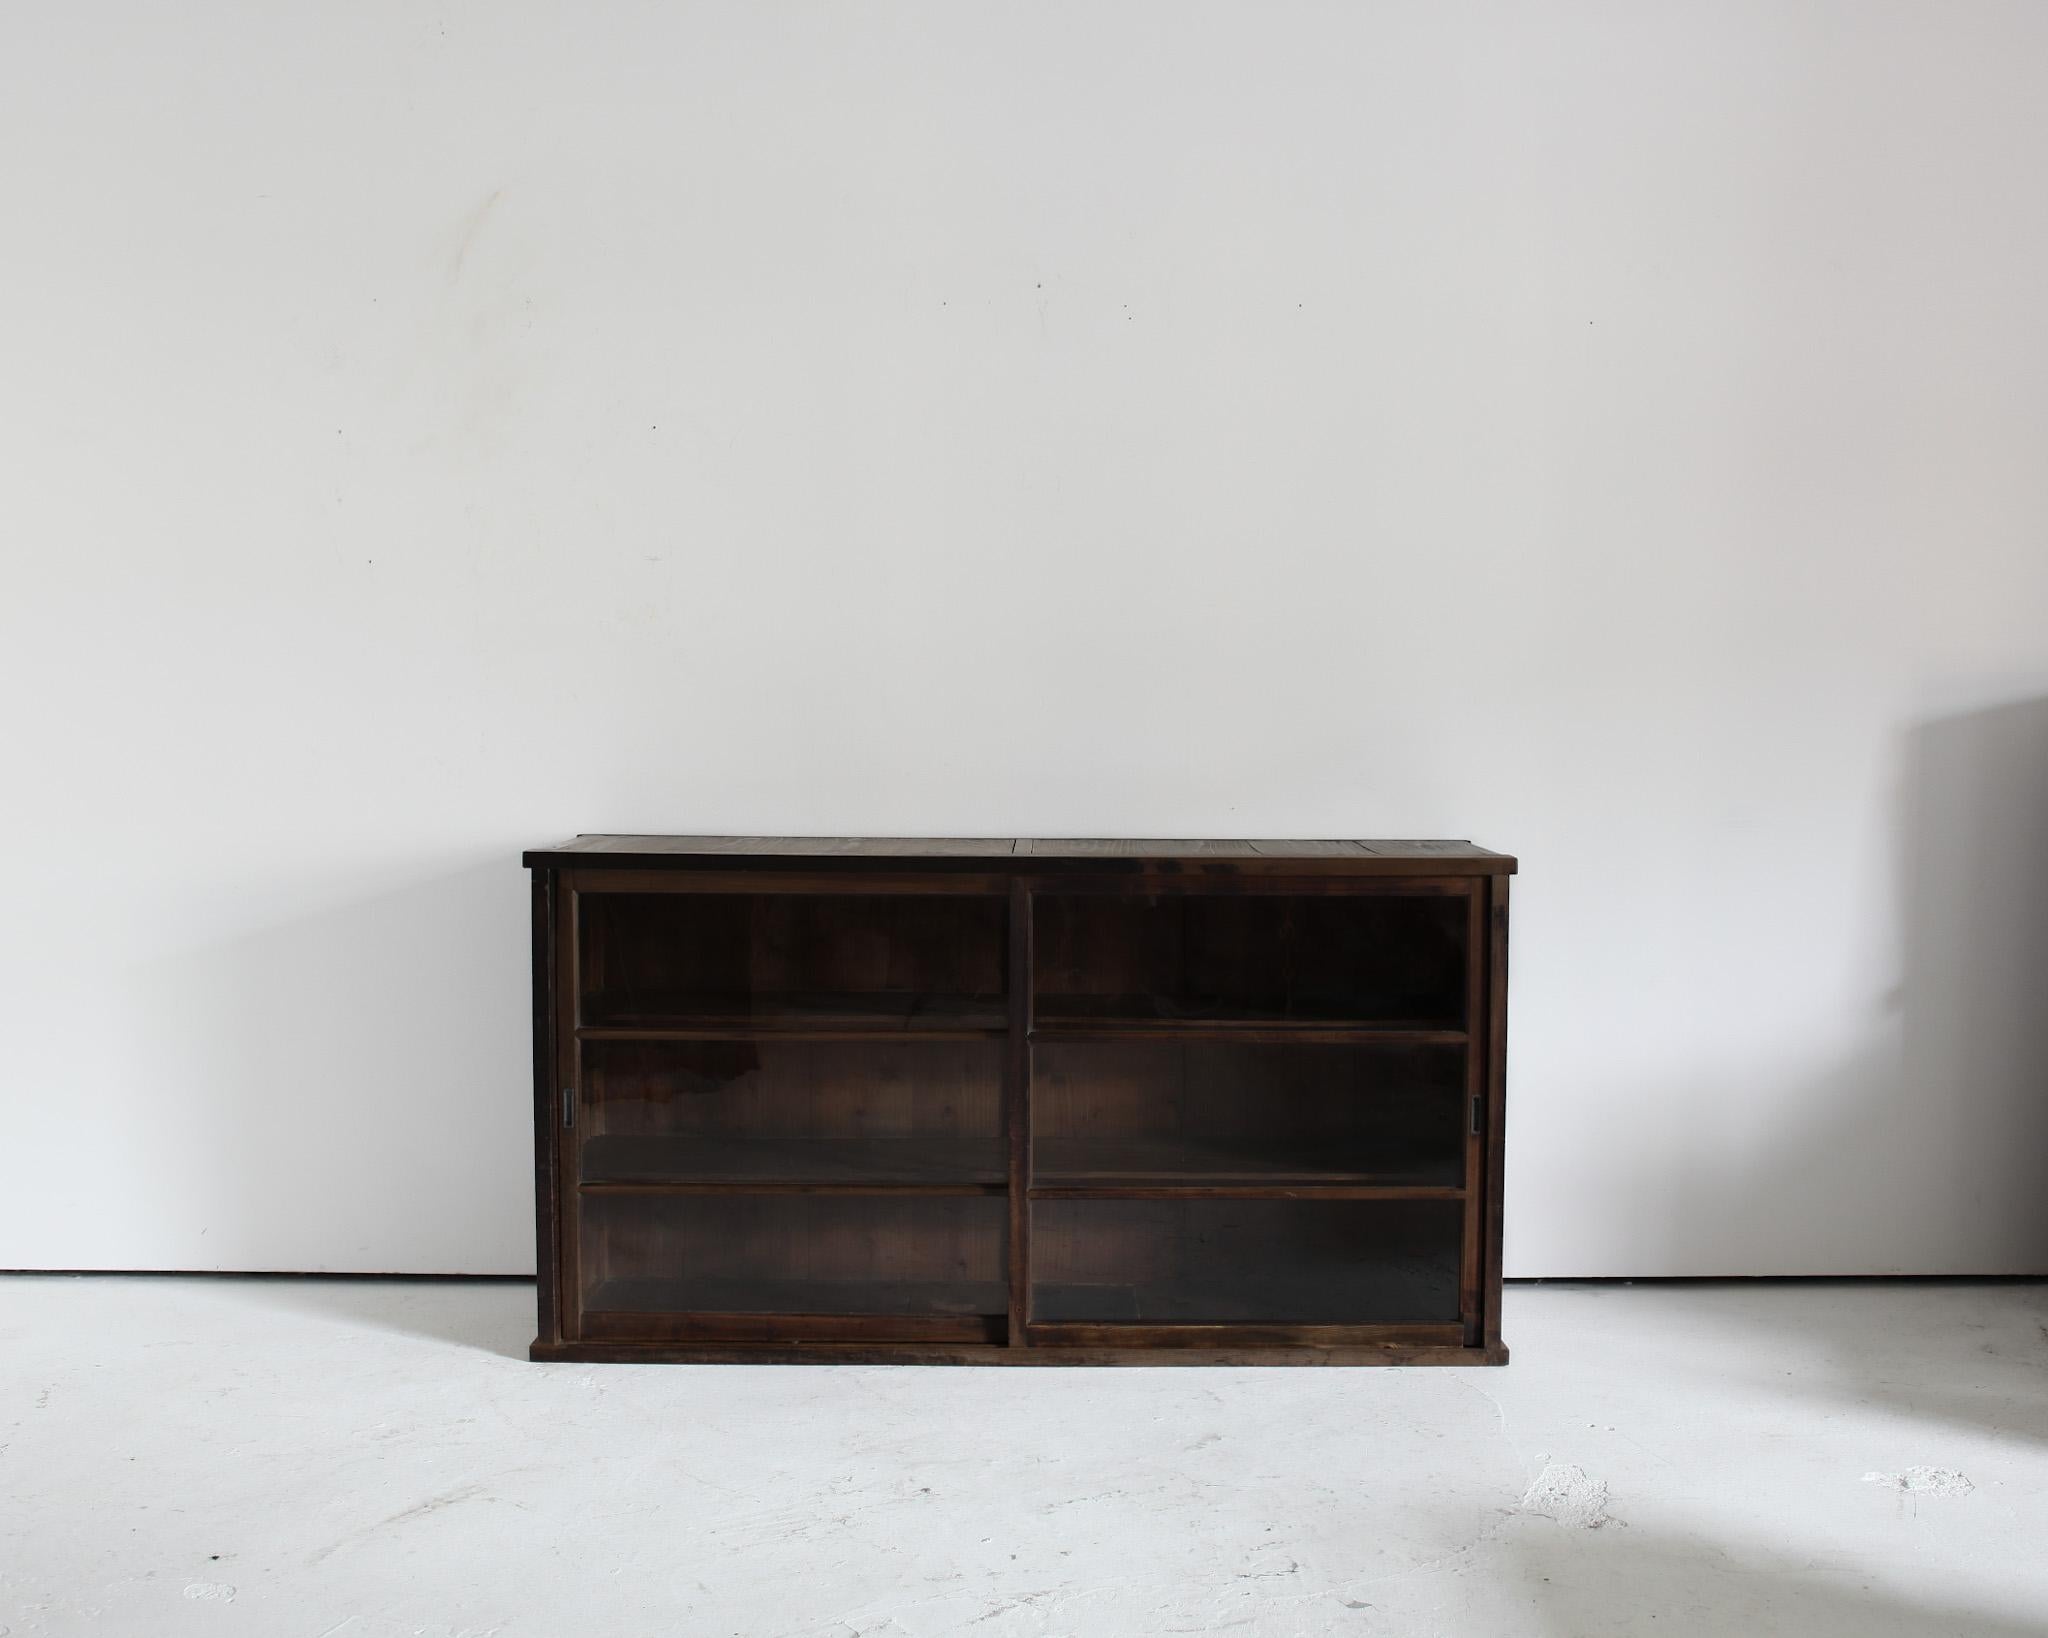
xmin=2 ymin=1277 xmax=2045 ymax=1637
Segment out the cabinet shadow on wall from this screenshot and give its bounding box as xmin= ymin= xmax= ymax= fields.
xmin=1642 ymin=693 xmax=2048 ymax=1280
xmin=1895 ymin=693 xmax=2048 ymax=1270
xmin=1878 ymin=693 xmax=2048 ymax=1275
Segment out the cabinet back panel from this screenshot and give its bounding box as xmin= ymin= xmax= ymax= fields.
xmin=1033 ymin=893 xmax=1468 ymax=1024
xmin=580 ymin=891 xmax=1007 ymax=1025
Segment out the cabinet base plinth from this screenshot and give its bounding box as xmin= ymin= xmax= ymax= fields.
xmin=530 ymin=1337 xmax=1509 ymax=1367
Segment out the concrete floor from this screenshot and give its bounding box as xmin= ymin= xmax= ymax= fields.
xmin=2 ymin=1279 xmax=2045 ymax=1637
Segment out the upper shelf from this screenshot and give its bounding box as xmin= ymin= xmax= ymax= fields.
xmin=525 ymin=835 xmax=1517 ymax=876
xmin=579 ymin=991 xmax=1007 ymax=1039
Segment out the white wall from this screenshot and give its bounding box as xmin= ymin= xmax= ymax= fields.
xmin=5 ymin=1 xmax=2047 ymax=1277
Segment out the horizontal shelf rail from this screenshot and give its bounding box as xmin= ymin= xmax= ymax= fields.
xmin=1027 ymin=1182 xmax=1465 ymax=1201
xmin=1022 ymin=1321 xmax=1467 ymax=1349
xmin=577 ymin=1024 xmax=1008 ymax=1042
xmin=580 ymin=1179 xmax=1007 ymax=1197
xmin=577 ymin=1134 xmax=1005 ymax=1193
xmin=1029 ymin=1021 xmax=1467 ymax=1045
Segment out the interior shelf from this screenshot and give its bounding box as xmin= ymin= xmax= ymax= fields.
xmin=580 ymin=991 xmax=1008 ymax=1036
xmin=585 ymin=1275 xmax=1008 ymax=1318
xmin=1031 ymin=995 xmax=1456 ymax=1029
xmin=581 ymin=1133 xmax=1006 ymax=1191
xmin=1031 ymin=1017 xmax=1465 ymax=1044
xmin=1031 ymin=1135 xmax=1462 ymax=1193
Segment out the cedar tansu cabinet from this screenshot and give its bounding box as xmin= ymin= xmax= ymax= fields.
xmin=524 ymin=837 xmax=1514 ymax=1365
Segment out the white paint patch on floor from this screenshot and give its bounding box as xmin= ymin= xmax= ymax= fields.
xmin=1518 ymin=1460 xmax=1613 ymax=1528
xmin=1 ymin=1277 xmax=2046 ymax=1636
xmin=1862 ymin=1466 xmax=1976 ymax=1498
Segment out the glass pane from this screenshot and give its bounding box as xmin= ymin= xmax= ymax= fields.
xmin=1032 ymin=1199 xmax=1462 ymax=1325
xmin=580 ymin=891 xmax=1006 ymax=1029
xmin=581 ymin=1193 xmax=1007 ymax=1317
xmin=580 ymin=1039 xmax=1004 ymax=1186
xmin=1034 ymin=1042 xmax=1464 ymax=1187
xmin=1034 ymin=893 xmax=1467 ymax=1026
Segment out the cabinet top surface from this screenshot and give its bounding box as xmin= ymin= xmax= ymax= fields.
xmin=525 ymin=836 xmax=1516 ymax=873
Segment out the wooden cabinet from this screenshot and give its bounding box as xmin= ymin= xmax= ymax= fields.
xmin=525 ymin=837 xmax=1514 ymax=1365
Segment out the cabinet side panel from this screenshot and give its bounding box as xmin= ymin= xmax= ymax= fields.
xmin=1460 ymin=887 xmax=1485 ymax=1344
xmin=1482 ymin=876 xmax=1511 ymax=1349
xmin=558 ymin=881 xmax=587 ymax=1338
xmin=531 ymin=869 xmax=561 ymax=1346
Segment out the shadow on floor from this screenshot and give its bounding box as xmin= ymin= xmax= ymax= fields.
xmin=220 ymin=1273 xmax=539 ymax=1362
xmin=1499 ymin=1517 xmax=2048 ymax=1638
xmin=1514 ymin=1276 xmax=2048 ymax=1460
xmin=1726 ymin=1278 xmax=2046 ymax=1449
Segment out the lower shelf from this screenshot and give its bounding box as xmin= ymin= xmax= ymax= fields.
xmin=1028 ymin=1276 xmax=1456 ymax=1326
xmin=1030 ymin=1196 xmax=1464 ymax=1325
xmin=584 ymin=1274 xmax=1006 ymax=1318
xmin=576 ymin=1191 xmax=1010 ymax=1334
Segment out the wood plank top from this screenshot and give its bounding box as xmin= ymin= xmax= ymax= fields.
xmin=526 ymin=836 xmax=1515 ymax=873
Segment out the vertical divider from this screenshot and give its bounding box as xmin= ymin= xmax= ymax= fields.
xmin=1006 ymin=876 xmax=1034 ymax=1345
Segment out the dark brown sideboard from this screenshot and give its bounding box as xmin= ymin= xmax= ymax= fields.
xmin=524 ymin=837 xmax=1514 ymax=1365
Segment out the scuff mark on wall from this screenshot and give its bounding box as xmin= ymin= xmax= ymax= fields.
xmin=450 ymin=189 xmax=503 ymax=282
